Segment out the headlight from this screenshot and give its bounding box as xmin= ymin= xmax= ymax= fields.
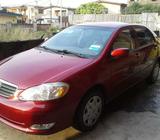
xmin=18 ymin=82 xmax=69 ymax=101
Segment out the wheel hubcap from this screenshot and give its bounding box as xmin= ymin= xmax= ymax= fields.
xmin=153 ymin=63 xmax=160 ymax=81
xmin=83 ymin=96 xmax=102 ymax=127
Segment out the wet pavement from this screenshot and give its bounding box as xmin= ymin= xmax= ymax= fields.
xmin=108 ymin=78 xmax=160 ymax=114
xmin=1 ymin=77 xmax=160 ymax=140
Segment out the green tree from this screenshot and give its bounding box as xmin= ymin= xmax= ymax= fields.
xmin=141 ymin=4 xmax=160 ymax=13
xmin=76 ymin=2 xmax=107 ymax=14
xmin=123 ymin=2 xmax=143 ymax=14
xmin=123 ymin=2 xmax=160 ymax=14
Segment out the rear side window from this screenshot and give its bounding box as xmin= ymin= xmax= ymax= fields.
xmin=112 ymin=29 xmax=134 ymax=50
xmin=134 ymin=27 xmax=155 ymax=47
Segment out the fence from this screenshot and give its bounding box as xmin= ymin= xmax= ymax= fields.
xmin=0 ymin=24 xmax=52 ymax=31
xmin=1 ymin=13 xmax=160 ymax=31
xmin=0 ymin=17 xmax=70 ymax=31
xmin=0 ymin=24 xmax=34 ymax=30
xmin=69 ymin=13 xmax=160 ymax=31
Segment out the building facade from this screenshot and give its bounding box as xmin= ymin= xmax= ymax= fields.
xmin=96 ymin=0 xmax=127 ymax=14
xmin=37 ymin=6 xmax=75 ymax=24
xmin=6 ymin=5 xmax=45 ymax=24
xmin=0 ymin=10 xmax=22 ymax=24
xmin=6 ymin=5 xmax=75 ymax=24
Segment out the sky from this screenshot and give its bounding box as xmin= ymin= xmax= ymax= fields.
xmin=0 ymin=0 xmax=128 ymax=8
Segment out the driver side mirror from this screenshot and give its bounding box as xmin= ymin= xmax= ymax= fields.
xmin=111 ymin=48 xmax=129 ymax=58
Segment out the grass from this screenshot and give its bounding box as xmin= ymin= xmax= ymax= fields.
xmin=0 ymin=27 xmax=59 ymax=42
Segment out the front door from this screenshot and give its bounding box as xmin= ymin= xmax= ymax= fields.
xmin=109 ymin=28 xmax=138 ymax=96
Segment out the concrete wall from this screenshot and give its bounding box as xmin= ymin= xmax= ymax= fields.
xmin=69 ymin=13 xmax=160 ymax=31
xmin=0 ymin=16 xmax=17 ymax=24
xmin=69 ymin=14 xmax=141 ymax=24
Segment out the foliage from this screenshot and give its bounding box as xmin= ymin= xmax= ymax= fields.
xmin=0 ymin=28 xmax=44 ymax=42
xmin=141 ymin=4 xmax=160 ymax=13
xmin=0 ymin=27 xmax=60 ymax=42
xmin=45 ymin=27 xmax=60 ymax=37
xmin=123 ymin=2 xmax=160 ymax=14
xmin=76 ymin=2 xmax=107 ymax=14
xmin=123 ymin=2 xmax=142 ymax=14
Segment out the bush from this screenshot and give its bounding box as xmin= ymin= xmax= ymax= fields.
xmin=0 ymin=27 xmax=60 ymax=42
xmin=0 ymin=28 xmax=45 ymax=42
xmin=76 ymin=2 xmax=107 ymax=14
xmin=45 ymin=27 xmax=60 ymax=37
xmin=123 ymin=2 xmax=160 ymax=14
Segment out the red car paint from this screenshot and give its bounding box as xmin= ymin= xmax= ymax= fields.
xmin=0 ymin=22 xmax=159 ymax=135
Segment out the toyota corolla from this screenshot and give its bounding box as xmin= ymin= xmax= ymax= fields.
xmin=0 ymin=22 xmax=159 ymax=135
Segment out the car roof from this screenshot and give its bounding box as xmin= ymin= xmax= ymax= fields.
xmin=76 ymin=22 xmax=156 ymax=36
xmin=78 ymin=22 xmax=130 ymax=29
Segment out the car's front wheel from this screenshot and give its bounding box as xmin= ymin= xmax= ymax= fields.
xmin=73 ymin=89 xmax=104 ymax=132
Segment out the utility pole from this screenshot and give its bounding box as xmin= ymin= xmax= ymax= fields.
xmin=35 ymin=0 xmax=38 ymax=6
xmin=60 ymin=0 xmax=63 ymax=28
xmin=50 ymin=0 xmax=53 ymax=24
xmin=35 ymin=0 xmax=38 ymax=23
xmin=0 ymin=4 xmax=2 ymax=11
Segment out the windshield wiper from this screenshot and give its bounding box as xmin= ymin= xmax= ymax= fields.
xmin=39 ymin=46 xmax=88 ymax=58
xmin=56 ymin=50 xmax=88 ymax=58
xmin=39 ymin=46 xmax=60 ymax=53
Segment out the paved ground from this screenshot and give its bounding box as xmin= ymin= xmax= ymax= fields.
xmin=1 ymin=77 xmax=160 ymax=140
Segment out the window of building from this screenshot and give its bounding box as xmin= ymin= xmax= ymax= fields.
xmin=38 ymin=9 xmax=44 ymax=14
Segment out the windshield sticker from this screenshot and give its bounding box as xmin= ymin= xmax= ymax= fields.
xmin=89 ymin=45 xmax=101 ymax=51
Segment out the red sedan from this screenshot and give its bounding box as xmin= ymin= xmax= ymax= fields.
xmin=0 ymin=22 xmax=159 ymax=135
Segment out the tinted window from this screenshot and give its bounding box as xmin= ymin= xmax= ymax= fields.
xmin=134 ymin=27 xmax=154 ymax=47
xmin=41 ymin=26 xmax=114 ymax=58
xmin=112 ymin=29 xmax=134 ymax=50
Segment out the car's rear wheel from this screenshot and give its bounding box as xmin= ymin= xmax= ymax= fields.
xmin=73 ymin=89 xmax=104 ymax=132
xmin=147 ymin=60 xmax=160 ymax=84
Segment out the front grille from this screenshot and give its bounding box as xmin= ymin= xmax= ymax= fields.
xmin=0 ymin=79 xmax=18 ymax=98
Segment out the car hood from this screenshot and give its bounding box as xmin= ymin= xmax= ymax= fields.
xmin=0 ymin=48 xmax=93 ymax=89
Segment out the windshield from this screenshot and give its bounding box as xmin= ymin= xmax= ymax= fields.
xmin=41 ymin=26 xmax=114 ymax=58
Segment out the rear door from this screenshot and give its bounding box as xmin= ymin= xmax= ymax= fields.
xmin=133 ymin=26 xmax=157 ymax=79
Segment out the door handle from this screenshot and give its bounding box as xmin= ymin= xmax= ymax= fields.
xmin=135 ymin=53 xmax=140 ymax=57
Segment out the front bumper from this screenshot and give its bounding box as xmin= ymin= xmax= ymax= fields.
xmin=0 ymin=96 xmax=72 ymax=135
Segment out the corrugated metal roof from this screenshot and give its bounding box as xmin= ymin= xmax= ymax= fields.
xmin=0 ymin=10 xmax=22 ymax=17
xmin=44 ymin=5 xmax=76 ymax=10
xmin=97 ymin=0 xmax=127 ymax=5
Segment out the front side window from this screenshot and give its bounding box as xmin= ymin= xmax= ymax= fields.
xmin=134 ymin=27 xmax=155 ymax=47
xmin=41 ymin=26 xmax=114 ymax=58
xmin=112 ymin=29 xmax=134 ymax=50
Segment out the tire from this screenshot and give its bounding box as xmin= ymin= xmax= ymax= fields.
xmin=147 ymin=60 xmax=160 ymax=84
xmin=73 ymin=89 xmax=104 ymax=132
